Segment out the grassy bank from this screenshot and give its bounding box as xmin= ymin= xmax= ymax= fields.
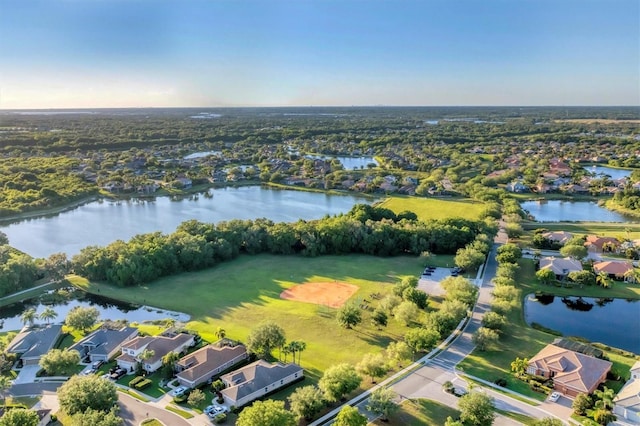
xmin=521 ymin=221 xmax=640 ymax=240
xmin=375 ymin=196 xmax=486 ymax=221
xmin=371 ymin=398 xmax=460 ymax=426
xmin=69 ymin=254 xmax=425 ymax=381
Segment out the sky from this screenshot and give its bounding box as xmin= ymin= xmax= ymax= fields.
xmin=0 ymin=0 xmax=638 ymax=108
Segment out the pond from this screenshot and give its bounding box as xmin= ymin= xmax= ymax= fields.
xmin=524 ymin=294 xmax=640 ymax=354
xmin=306 ymin=155 xmax=378 ymax=170
xmin=0 ymin=186 xmax=371 ymax=259
xmin=520 ymin=200 xmax=633 ymax=222
xmin=584 ymin=165 xmax=632 ymax=181
xmin=0 ymin=289 xmax=189 ymax=332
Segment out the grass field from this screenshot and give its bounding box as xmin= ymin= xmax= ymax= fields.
xmin=371 ymin=398 xmax=460 ymax=426
xmin=521 ymin=221 xmax=640 ymax=240
xmin=375 ymin=196 xmax=486 ymax=221
xmin=69 ymin=254 xmax=426 ymax=382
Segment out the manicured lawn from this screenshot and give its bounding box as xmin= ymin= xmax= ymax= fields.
xmin=70 ymin=254 xmax=425 ymax=382
xmin=521 ymin=221 xmax=640 ymax=240
xmin=141 ymin=419 xmax=163 ymax=426
xmin=375 ymin=196 xmax=486 ymax=221
xmin=371 ymin=398 xmax=460 ymax=425
xmin=165 ymin=404 xmax=194 ymax=419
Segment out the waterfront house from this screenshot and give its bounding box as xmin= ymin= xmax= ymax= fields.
xmin=5 ymin=325 xmax=63 ymax=366
xmin=614 ymin=361 xmax=640 ymax=424
xmin=539 ymin=257 xmax=583 ymax=279
xmin=70 ymin=326 xmax=138 ymax=363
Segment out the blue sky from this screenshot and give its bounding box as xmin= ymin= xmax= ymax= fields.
xmin=0 ymin=0 xmax=638 ymax=108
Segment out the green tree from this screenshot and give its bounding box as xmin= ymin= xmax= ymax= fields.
xmin=0 ymin=376 xmax=11 ymax=407
xmin=572 ymin=393 xmax=592 ymax=416
xmin=356 ymin=353 xmax=388 ymax=383
xmin=596 ymin=272 xmax=613 ymax=289
xmin=215 ymin=327 xmax=226 ymax=341
xmin=454 ymin=246 xmax=486 ymax=271
xmin=441 ymin=276 xmax=478 ymax=307
xmin=71 ymin=408 xmax=123 ymax=426
xmin=160 ymin=351 xmax=179 ymax=379
xmin=444 ymin=416 xmax=464 ymax=426
xmin=593 ymin=386 xmax=615 ymax=411
xmin=393 ymin=301 xmax=420 ymax=326
xmin=236 ymin=399 xmax=296 ymax=426
xmin=187 ymin=388 xmax=205 ymax=407
xmin=504 ymin=222 xmax=523 ymax=239
xmin=536 ymin=268 xmax=556 ymax=285
xmin=458 ymin=391 xmax=495 ymax=426
xmin=560 ymin=244 xmax=587 ymax=260
xmin=45 ymin=252 xmax=70 ymax=282
xmin=39 ymin=348 xmax=81 ymax=376
xmin=371 ymin=308 xmax=388 ymax=329
xmin=386 ymin=341 xmax=413 ymax=367
xmin=404 ymin=328 xmax=440 ymax=355
xmin=319 ymin=363 xmax=362 ymax=402
xmin=481 ymin=311 xmax=506 ymax=331
xmin=20 ymin=308 xmax=37 ymax=327
xmin=366 ymin=387 xmax=399 ymax=422
xmin=591 ymin=408 xmax=616 ymax=425
xmin=495 ymin=243 xmax=522 ymax=264
xmin=58 ymin=375 xmax=118 ymax=416
xmin=402 ymin=287 xmax=428 ymax=309
xmin=337 ymin=303 xmax=362 ymax=329
xmin=0 ymin=408 xmax=39 ymax=426
xmin=65 ymin=306 xmax=100 ymax=332
xmin=287 ymin=385 xmax=325 ymax=421
xmin=334 ymin=405 xmax=367 ymax=426
xmin=246 ymin=321 xmax=286 ymax=358
xmin=39 ymin=307 xmax=58 ymax=324
xmin=510 ymin=357 xmax=529 ymax=376
xmin=473 ymin=327 xmax=499 ymax=351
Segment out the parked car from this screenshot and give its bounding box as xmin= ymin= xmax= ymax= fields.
xmin=548 ymin=391 xmax=561 ymax=402
xmin=172 ymin=386 xmax=190 ymax=397
xmin=110 ymin=368 xmax=127 ymax=380
xmin=90 ymin=360 xmax=104 ymax=371
xmin=205 ymin=405 xmax=227 ymax=418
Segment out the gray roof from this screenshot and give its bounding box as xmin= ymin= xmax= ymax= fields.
xmin=221 ymin=360 xmax=302 ymax=403
xmin=6 ymin=324 xmax=63 ymax=360
xmin=70 ymin=326 xmax=138 ymax=357
xmin=176 ymin=344 xmax=247 ymax=383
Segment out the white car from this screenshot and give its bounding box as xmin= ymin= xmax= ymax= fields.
xmin=171 ymin=386 xmax=189 ymax=397
xmin=549 ymin=391 xmax=561 ymax=402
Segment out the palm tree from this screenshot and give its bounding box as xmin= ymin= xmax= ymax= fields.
xmin=20 ymin=308 xmax=37 ymax=327
xmin=0 ymin=376 xmax=11 ymax=408
xmin=215 ymin=327 xmax=226 ymax=345
xmin=596 ymin=272 xmax=613 ymax=289
xmin=280 ymin=345 xmax=291 ymax=363
xmin=39 ymin=307 xmax=57 ymax=324
xmin=594 ymin=386 xmax=615 ymax=411
xmin=623 ymin=267 xmax=639 ymax=284
xmin=289 ymin=340 xmax=306 ymax=365
xmin=138 ymin=349 xmax=155 ymax=372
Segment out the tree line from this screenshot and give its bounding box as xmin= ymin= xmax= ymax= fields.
xmin=71 ymin=205 xmax=488 ymax=287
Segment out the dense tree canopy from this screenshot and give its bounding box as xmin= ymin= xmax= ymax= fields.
xmin=236 ymin=400 xmax=296 ymax=426
xmin=58 ymin=375 xmax=118 ymax=416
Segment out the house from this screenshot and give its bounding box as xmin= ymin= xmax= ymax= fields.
xmin=541 ymin=231 xmax=573 ymax=245
xmin=117 ymin=333 xmax=194 ymax=373
xmin=593 ymin=261 xmax=634 ymax=281
xmin=527 ymin=344 xmax=612 ymax=397
xmin=219 ymin=360 xmax=303 ymax=408
xmin=539 ymin=257 xmax=583 ymax=279
xmin=614 ymin=361 xmax=640 ymax=424
xmin=584 ymin=235 xmax=621 ymax=253
xmin=176 ymin=177 xmax=192 ymax=189
xmin=5 ymin=325 xmax=63 ymax=365
xmin=507 ymin=180 xmax=528 ymax=193
xmin=175 ymin=344 xmax=248 ymax=388
xmin=70 ymin=326 xmax=138 ymax=363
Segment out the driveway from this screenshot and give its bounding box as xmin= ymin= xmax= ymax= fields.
xmin=12 ymin=364 xmax=41 ymax=384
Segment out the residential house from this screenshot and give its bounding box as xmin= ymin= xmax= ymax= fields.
xmin=584 ymin=235 xmax=621 ymax=253
xmin=176 ymin=177 xmax=192 ymax=189
xmin=614 ymin=361 xmax=640 ymax=424
xmin=541 ymin=231 xmax=573 ymax=246
xmin=219 ymin=360 xmax=303 ymax=408
xmin=527 ymin=344 xmax=612 ymax=397
xmin=117 ymin=333 xmax=194 ymax=373
xmin=593 ymin=261 xmax=634 ymax=281
xmin=6 ymin=325 xmax=63 ymax=366
xmin=506 ymin=180 xmax=528 ymax=193
xmin=538 ymin=257 xmax=583 ymax=280
xmin=176 ymin=344 xmax=248 ymax=388
xmin=70 ymin=326 xmax=138 ymax=363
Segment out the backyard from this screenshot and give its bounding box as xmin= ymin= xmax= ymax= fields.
xmin=375 ymin=196 xmax=486 ymax=222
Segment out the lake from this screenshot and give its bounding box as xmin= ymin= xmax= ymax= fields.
xmin=584 ymin=165 xmax=632 ymax=181
xmin=306 ymin=155 xmax=378 ymax=170
xmin=521 ymin=200 xmax=633 ymax=222
xmin=0 ymin=186 xmax=370 ymax=259
xmin=0 ymin=289 xmax=189 ymax=332
xmin=524 ymin=294 xmax=640 ymax=354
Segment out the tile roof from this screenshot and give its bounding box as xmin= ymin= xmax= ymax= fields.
xmin=529 ymin=344 xmax=612 ymax=394
xmin=593 ymin=261 xmax=633 ymax=276
xmin=539 ymin=257 xmax=583 ymax=276
xmin=176 ymin=345 xmax=247 ymax=383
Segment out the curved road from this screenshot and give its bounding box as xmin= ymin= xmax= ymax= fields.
xmin=117 ymin=393 xmax=192 ymax=426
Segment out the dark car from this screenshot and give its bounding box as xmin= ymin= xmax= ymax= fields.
xmin=110 ymin=368 xmax=127 ymax=380
xmin=91 ymin=360 xmax=104 ymax=371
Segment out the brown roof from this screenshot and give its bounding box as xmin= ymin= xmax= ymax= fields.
xmin=585 ymin=235 xmax=620 ymax=250
xmin=593 ymin=261 xmax=633 ymax=277
xmin=529 ymin=344 xmax=612 ymax=394
xmin=121 ymin=334 xmax=193 ymax=364
xmin=176 ymin=345 xmax=247 ymax=382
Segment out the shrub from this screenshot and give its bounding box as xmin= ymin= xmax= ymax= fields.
xmin=494 ymin=378 xmax=507 ymax=387
xmin=214 ymin=413 xmax=227 ymax=424
xmin=129 ymin=376 xmax=145 ymax=387
xmin=135 ymin=379 xmax=152 ymax=390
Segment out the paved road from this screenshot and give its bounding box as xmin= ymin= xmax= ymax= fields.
xmin=118 ymin=392 xmax=193 ymax=426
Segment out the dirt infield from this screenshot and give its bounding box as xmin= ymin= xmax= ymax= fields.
xmin=280 ymin=282 xmax=359 ymax=308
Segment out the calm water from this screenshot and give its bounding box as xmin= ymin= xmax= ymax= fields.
xmin=306 ymin=155 xmax=378 ymax=170
xmin=0 ymin=291 xmax=189 ymax=332
xmin=584 ymin=165 xmax=632 ymax=181
xmin=521 ymin=200 xmax=632 ymax=222
xmin=524 ymin=294 xmax=640 ymax=354
xmin=0 ymin=186 xmax=370 ymax=259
